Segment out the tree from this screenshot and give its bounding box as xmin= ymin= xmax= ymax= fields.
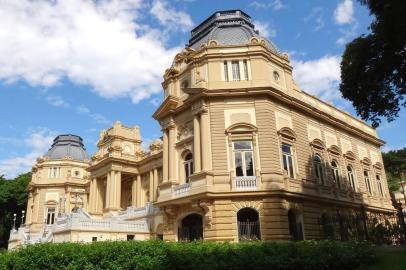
xmin=382 ymin=148 xmax=406 ymax=193
xmin=340 ymin=0 xmax=406 ymax=127
xmin=0 ymin=173 xmax=31 ymax=249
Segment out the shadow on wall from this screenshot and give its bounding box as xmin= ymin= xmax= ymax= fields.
xmin=286 ymin=154 xmax=402 ymax=243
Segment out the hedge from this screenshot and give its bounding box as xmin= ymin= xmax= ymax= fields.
xmin=0 ymin=240 xmax=375 ymax=270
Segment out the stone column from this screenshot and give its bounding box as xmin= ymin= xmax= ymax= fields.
xmin=149 ymin=170 xmax=154 ymax=202
xmin=193 ymin=114 xmax=202 ymax=173
xmin=131 ymin=176 xmax=137 ymax=207
xmin=114 ymin=171 xmax=122 ymax=209
xmin=168 ymin=126 xmax=177 ymax=182
xmin=105 ymin=172 xmax=112 ymax=209
xmin=163 ymin=130 xmax=169 ymax=182
xmin=136 ymin=174 xmax=142 ymax=207
xmin=25 ymin=195 xmax=33 ymax=225
xmin=88 ymin=178 xmax=97 ymax=213
xmin=96 ymin=179 xmax=104 ymax=213
xmin=200 ymin=109 xmax=212 ymax=171
xmin=153 ymin=168 xmax=158 ymax=201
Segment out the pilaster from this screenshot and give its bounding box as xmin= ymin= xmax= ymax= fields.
xmin=193 ymin=113 xmax=202 ymax=172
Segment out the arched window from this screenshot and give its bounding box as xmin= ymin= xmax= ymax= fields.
xmin=364 ymin=170 xmax=372 ymax=194
xmin=347 ymin=165 xmax=356 ymax=191
xmin=313 ymin=154 xmax=324 ymax=184
xmin=237 ymin=208 xmax=261 ymax=241
xmin=184 ymin=153 xmax=194 ymax=183
xmin=178 ymin=213 xmax=203 ymax=241
xmin=331 ymin=160 xmax=341 ymax=189
xmin=376 ymin=174 xmax=383 ymax=196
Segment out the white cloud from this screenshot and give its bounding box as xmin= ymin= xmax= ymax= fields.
xmin=304 ymin=7 xmax=324 ymax=31
xmin=75 ymin=105 xmax=111 ymax=125
xmin=291 ymin=55 xmax=342 ymax=102
xmin=250 ymin=0 xmax=286 ymax=11
xmin=0 ymin=0 xmax=185 ymax=104
xmin=150 ymin=0 xmax=193 ymax=32
xmin=46 ymin=95 xmax=70 ymax=108
xmin=253 ymin=20 xmax=276 ymax=38
xmin=336 ymin=21 xmax=358 ymax=45
xmin=150 ymin=97 xmax=162 ymax=107
xmin=0 ymin=128 xmax=56 ymax=178
xmin=334 ymin=0 xmax=354 ymax=24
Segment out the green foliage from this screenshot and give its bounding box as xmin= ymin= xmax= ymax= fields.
xmin=339 ymin=0 xmax=406 ymax=127
xmin=0 ymin=173 xmax=31 ymax=249
xmin=0 ymin=240 xmax=376 ymax=270
xmin=382 ymin=148 xmax=406 ymax=193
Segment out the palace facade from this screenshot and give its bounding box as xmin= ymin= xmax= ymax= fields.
xmin=9 ymin=10 xmax=394 ymax=249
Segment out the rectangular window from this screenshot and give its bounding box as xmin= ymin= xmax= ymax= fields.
xmin=46 ymin=208 xmax=55 ymax=225
xmin=92 ymin=237 xmax=97 ymax=242
xmin=376 ymin=174 xmax=384 ymax=196
xmin=243 ymin=60 xmax=249 ymax=80
xmin=232 ymin=61 xmax=240 ymax=81
xmin=364 ymin=170 xmax=372 ymax=194
xmin=282 ymin=144 xmax=294 ymax=178
xmin=233 ymin=141 xmax=254 ymax=177
xmin=224 ymin=61 xmax=229 ymax=81
xmin=332 ymin=167 xmax=340 ymax=189
xmin=49 ymin=167 xmax=61 ymax=178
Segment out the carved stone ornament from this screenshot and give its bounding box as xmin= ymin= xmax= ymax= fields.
xmin=98 ymin=129 xmax=107 ymax=144
xmin=149 ymin=139 xmax=163 ymax=153
xmin=199 ymin=200 xmax=213 ymax=227
xmin=177 ymin=123 xmax=193 ymax=141
xmin=164 ymin=206 xmax=178 ymax=218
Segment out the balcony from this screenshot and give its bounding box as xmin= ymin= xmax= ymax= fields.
xmin=173 ymin=182 xmax=191 ymax=197
xmin=157 ymin=172 xmax=210 ymax=202
xmin=234 ymin=176 xmax=257 ymax=190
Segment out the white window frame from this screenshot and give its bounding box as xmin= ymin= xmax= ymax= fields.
xmin=347 ymin=165 xmax=357 ymax=191
xmin=376 ymin=174 xmax=384 ymax=196
xmin=46 ymin=207 xmax=56 ymax=225
xmin=231 ymin=61 xmax=241 ymax=81
xmin=184 ymin=153 xmax=194 ymax=183
xmin=331 ymin=160 xmax=341 ymax=189
xmin=313 ymin=154 xmax=324 ymax=185
xmin=233 ymin=141 xmax=255 ymax=177
xmin=281 ymin=143 xmax=295 ymax=178
xmin=364 ymin=170 xmax=372 ymax=194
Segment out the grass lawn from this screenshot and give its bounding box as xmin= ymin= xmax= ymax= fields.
xmin=358 ymin=247 xmax=406 ymax=270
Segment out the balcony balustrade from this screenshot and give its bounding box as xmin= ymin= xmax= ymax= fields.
xmin=234 ymin=176 xmax=257 ymax=190
xmin=173 ymin=182 xmax=191 ymax=197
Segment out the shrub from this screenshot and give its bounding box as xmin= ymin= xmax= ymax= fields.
xmin=0 ymin=240 xmax=375 ymax=270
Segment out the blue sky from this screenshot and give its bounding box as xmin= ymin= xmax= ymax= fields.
xmin=0 ymin=0 xmax=405 ymax=178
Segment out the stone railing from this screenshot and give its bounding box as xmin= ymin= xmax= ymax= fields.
xmin=9 ymin=226 xmax=53 ymax=246
xmin=117 ymin=203 xmax=160 ymax=220
xmin=53 ymin=208 xmax=150 ymax=233
xmin=173 ymin=182 xmax=191 ymax=197
xmin=234 ymin=176 xmax=257 ymax=190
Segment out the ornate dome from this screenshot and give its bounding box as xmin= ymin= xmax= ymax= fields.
xmin=188 ymin=10 xmax=278 ymax=52
xmin=44 ymin=134 xmax=89 ymax=162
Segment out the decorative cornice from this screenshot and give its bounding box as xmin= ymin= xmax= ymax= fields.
xmin=167 ymin=87 xmax=383 ymax=146
xmin=152 ymin=95 xmax=180 ymax=120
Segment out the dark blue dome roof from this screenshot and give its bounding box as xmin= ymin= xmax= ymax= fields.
xmin=188 ymin=10 xmax=278 ymax=52
xmin=44 ymin=134 xmax=89 ymax=161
